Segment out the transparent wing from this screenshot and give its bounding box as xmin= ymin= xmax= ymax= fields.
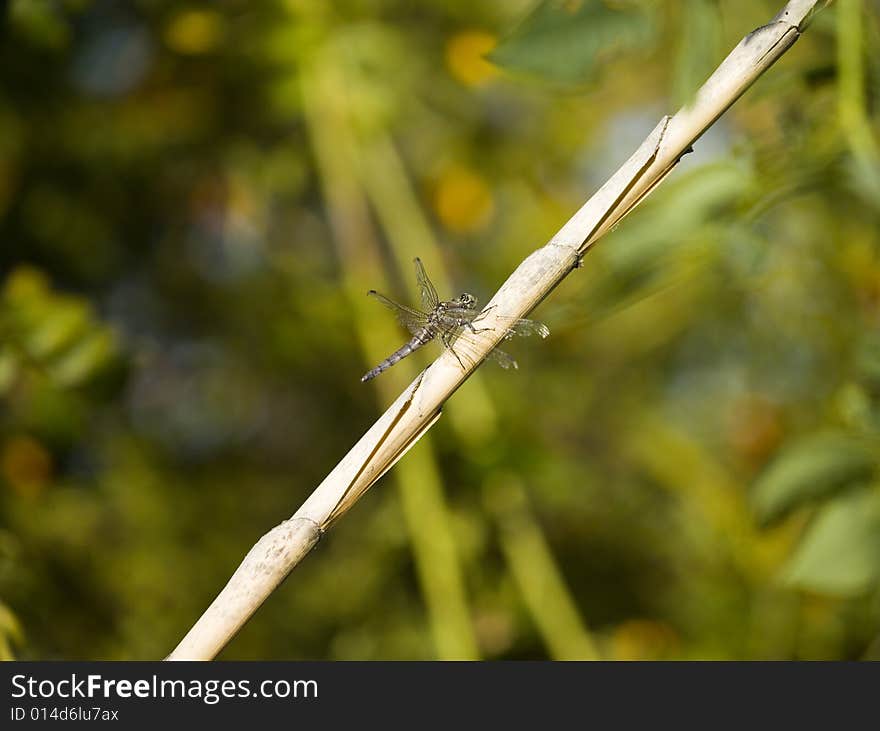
xmin=440 ymin=327 xmax=519 ymax=371
xmin=486 ymin=347 xmax=518 ymax=369
xmin=472 ymin=309 xmax=550 ymax=340
xmin=368 ymin=290 xmax=429 ymax=335
xmin=441 ymin=312 xmax=547 ymax=372
xmin=438 ymin=321 xmax=468 ymax=346
xmin=502 ymin=318 xmax=550 ymax=340
xmin=413 ymin=257 xmax=440 ymax=311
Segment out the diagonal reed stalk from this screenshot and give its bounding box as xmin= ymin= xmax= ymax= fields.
xmin=167 ymin=0 xmax=831 ymax=660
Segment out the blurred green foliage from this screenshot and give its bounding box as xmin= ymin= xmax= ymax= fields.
xmin=489 ymin=0 xmax=655 ymax=86
xmin=0 ymin=0 xmax=879 ymax=660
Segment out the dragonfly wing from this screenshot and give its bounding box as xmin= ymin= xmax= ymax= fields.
xmin=414 ymin=257 xmax=440 ymax=311
xmin=368 ymin=290 xmax=429 ymax=335
xmin=442 ymin=327 xmax=518 ymax=371
xmin=503 ymin=318 xmax=550 ymax=340
xmin=472 ymin=308 xmax=549 ymax=340
xmin=486 ymin=347 xmax=518 ymax=370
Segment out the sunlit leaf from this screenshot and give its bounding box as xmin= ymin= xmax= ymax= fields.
xmin=24 ymin=303 xmax=91 ymax=360
xmin=3 ymin=266 xmax=50 ymax=302
xmin=752 ymin=432 xmax=877 ymax=525
xmin=783 ymin=489 xmax=880 ymax=597
xmin=48 ymin=330 xmax=117 ymax=387
xmin=2 ymin=267 xmax=120 ymax=391
xmin=489 ymin=0 xmax=655 ymax=85
xmin=0 ymin=602 xmax=24 ymax=660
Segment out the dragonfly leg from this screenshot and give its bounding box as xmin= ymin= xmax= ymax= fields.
xmin=470 ymin=305 xmax=501 ymax=333
xmin=441 ymin=332 xmax=468 ymax=371
xmin=464 ymin=321 xmax=493 ymax=334
xmin=473 ymin=304 xmax=497 ymax=324
xmin=459 ymin=316 xmax=495 ymax=335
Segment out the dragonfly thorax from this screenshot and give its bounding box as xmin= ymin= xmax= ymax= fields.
xmin=431 ymin=292 xmax=479 ymax=326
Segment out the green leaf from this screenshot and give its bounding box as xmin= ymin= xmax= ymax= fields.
xmin=9 ymin=0 xmax=71 ymax=50
xmin=671 ymin=0 xmax=722 ymax=107
xmin=0 ymin=602 xmax=24 ymax=660
xmin=48 ymin=330 xmax=117 ymax=387
xmin=603 ymin=160 xmax=751 ymax=276
xmin=855 ymin=333 xmax=880 ymax=390
xmin=0 ymin=350 xmax=17 ymax=394
xmin=489 ymin=0 xmax=655 ymax=86
xmin=752 ymin=432 xmax=877 ymax=525
xmin=2 ymin=266 xmax=120 ymax=390
xmin=783 ymin=489 xmax=880 ymax=597
xmin=24 ymin=302 xmax=91 ymax=360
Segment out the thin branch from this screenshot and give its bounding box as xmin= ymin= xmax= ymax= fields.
xmin=166 ymin=0 xmax=829 ymax=661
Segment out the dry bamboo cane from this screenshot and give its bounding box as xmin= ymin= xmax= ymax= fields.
xmin=167 ymin=0 xmax=831 ymax=660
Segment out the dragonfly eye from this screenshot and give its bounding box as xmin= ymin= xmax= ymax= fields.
xmin=460 ymin=293 xmax=477 ymax=307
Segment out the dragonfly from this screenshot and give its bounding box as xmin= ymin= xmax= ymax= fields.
xmin=361 ymin=258 xmax=549 ymax=382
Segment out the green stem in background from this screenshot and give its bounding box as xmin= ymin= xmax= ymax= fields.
xmin=484 ymin=475 xmax=599 ymax=660
xmin=356 ymin=131 xmax=600 ymax=658
xmin=300 ymin=55 xmax=479 ymax=660
xmin=837 ymin=0 xmax=879 ymax=166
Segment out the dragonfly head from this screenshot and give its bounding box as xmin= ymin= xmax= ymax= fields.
xmin=456 ymin=293 xmax=477 ymax=309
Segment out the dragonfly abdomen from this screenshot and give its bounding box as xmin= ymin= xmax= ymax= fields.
xmin=361 ymin=329 xmax=433 ymax=382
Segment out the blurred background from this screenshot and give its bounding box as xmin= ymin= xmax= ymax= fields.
xmin=1 ymin=0 xmax=879 ymax=660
